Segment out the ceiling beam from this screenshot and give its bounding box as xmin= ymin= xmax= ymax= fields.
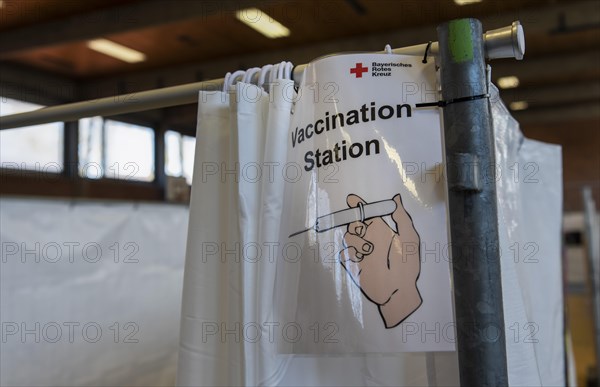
xmin=513 ymin=101 xmax=600 ymax=124
xmin=73 ymin=0 xmax=600 ymax=99
xmin=1 ymin=0 xmax=598 ymax=58
xmin=0 ymin=62 xmax=77 ymax=105
xmin=492 ymin=50 xmax=600 ymax=87
xmin=77 ymin=45 xmax=600 ymax=104
xmin=0 ymin=0 xmax=259 ymax=56
xmin=499 ymin=81 xmax=600 ymax=107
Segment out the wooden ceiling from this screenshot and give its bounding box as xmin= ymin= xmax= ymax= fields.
xmin=0 ymin=0 xmax=135 ymax=31
xmin=1 ymin=0 xmax=589 ymax=79
xmin=0 ymin=0 xmax=598 ymax=127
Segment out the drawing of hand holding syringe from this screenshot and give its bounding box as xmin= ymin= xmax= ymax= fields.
xmin=290 ymin=193 xmax=423 ymax=328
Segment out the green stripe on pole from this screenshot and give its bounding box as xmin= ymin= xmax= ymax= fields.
xmin=448 ymin=19 xmax=474 ymax=63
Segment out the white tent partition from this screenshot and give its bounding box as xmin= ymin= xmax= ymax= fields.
xmin=0 ymin=199 xmax=189 ymax=386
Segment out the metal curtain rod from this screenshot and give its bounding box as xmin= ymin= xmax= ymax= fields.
xmin=0 ymin=22 xmax=523 ymax=130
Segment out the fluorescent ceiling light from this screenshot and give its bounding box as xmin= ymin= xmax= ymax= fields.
xmin=454 ymin=0 xmax=483 ymax=5
xmin=87 ymin=39 xmax=146 ymax=63
xmin=236 ymin=8 xmax=290 ymax=39
xmin=509 ymin=101 xmax=528 ymax=111
xmin=497 ymin=76 xmax=520 ymax=89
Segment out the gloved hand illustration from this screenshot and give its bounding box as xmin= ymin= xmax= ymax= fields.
xmin=339 ymin=193 xmax=422 ymax=328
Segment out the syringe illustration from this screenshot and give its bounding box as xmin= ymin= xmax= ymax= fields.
xmin=289 ymin=198 xmax=397 ymax=238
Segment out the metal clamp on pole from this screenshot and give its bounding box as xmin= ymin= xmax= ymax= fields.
xmin=437 ymin=18 xmax=510 ymax=386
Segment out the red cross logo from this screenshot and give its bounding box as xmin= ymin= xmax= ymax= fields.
xmin=350 ymin=63 xmax=368 ymax=78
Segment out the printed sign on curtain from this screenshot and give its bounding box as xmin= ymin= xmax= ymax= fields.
xmin=276 ymin=53 xmax=455 ymax=353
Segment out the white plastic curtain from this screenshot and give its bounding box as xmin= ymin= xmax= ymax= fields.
xmin=490 ymin=84 xmax=564 ymax=386
xmin=177 ymin=64 xmax=296 ymax=386
xmin=177 ymin=64 xmax=564 ymax=386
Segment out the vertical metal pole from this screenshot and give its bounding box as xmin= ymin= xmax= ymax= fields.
xmin=101 ymin=119 xmax=107 ymax=175
xmin=582 ymin=187 xmax=600 ymax=384
xmin=154 ymin=123 xmax=167 ymax=195
xmin=63 ymin=121 xmax=79 ymax=178
xmin=437 ymin=19 xmax=509 ymax=386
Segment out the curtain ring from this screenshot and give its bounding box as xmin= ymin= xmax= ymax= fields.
xmin=227 ymin=70 xmax=246 ymax=90
xmin=285 ymin=62 xmax=293 ymax=80
xmin=277 ymin=61 xmax=287 ymax=79
xmin=269 ymin=63 xmax=279 ymax=84
xmin=258 ymin=64 xmax=273 ymax=89
xmin=222 ymin=72 xmax=232 ymax=93
xmin=242 ymin=67 xmax=261 ymax=84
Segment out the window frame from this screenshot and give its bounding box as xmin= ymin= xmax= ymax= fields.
xmin=0 ymin=96 xmax=173 ymax=201
xmin=164 ymin=129 xmax=196 ymax=185
xmin=0 ymin=97 xmax=66 ymax=173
